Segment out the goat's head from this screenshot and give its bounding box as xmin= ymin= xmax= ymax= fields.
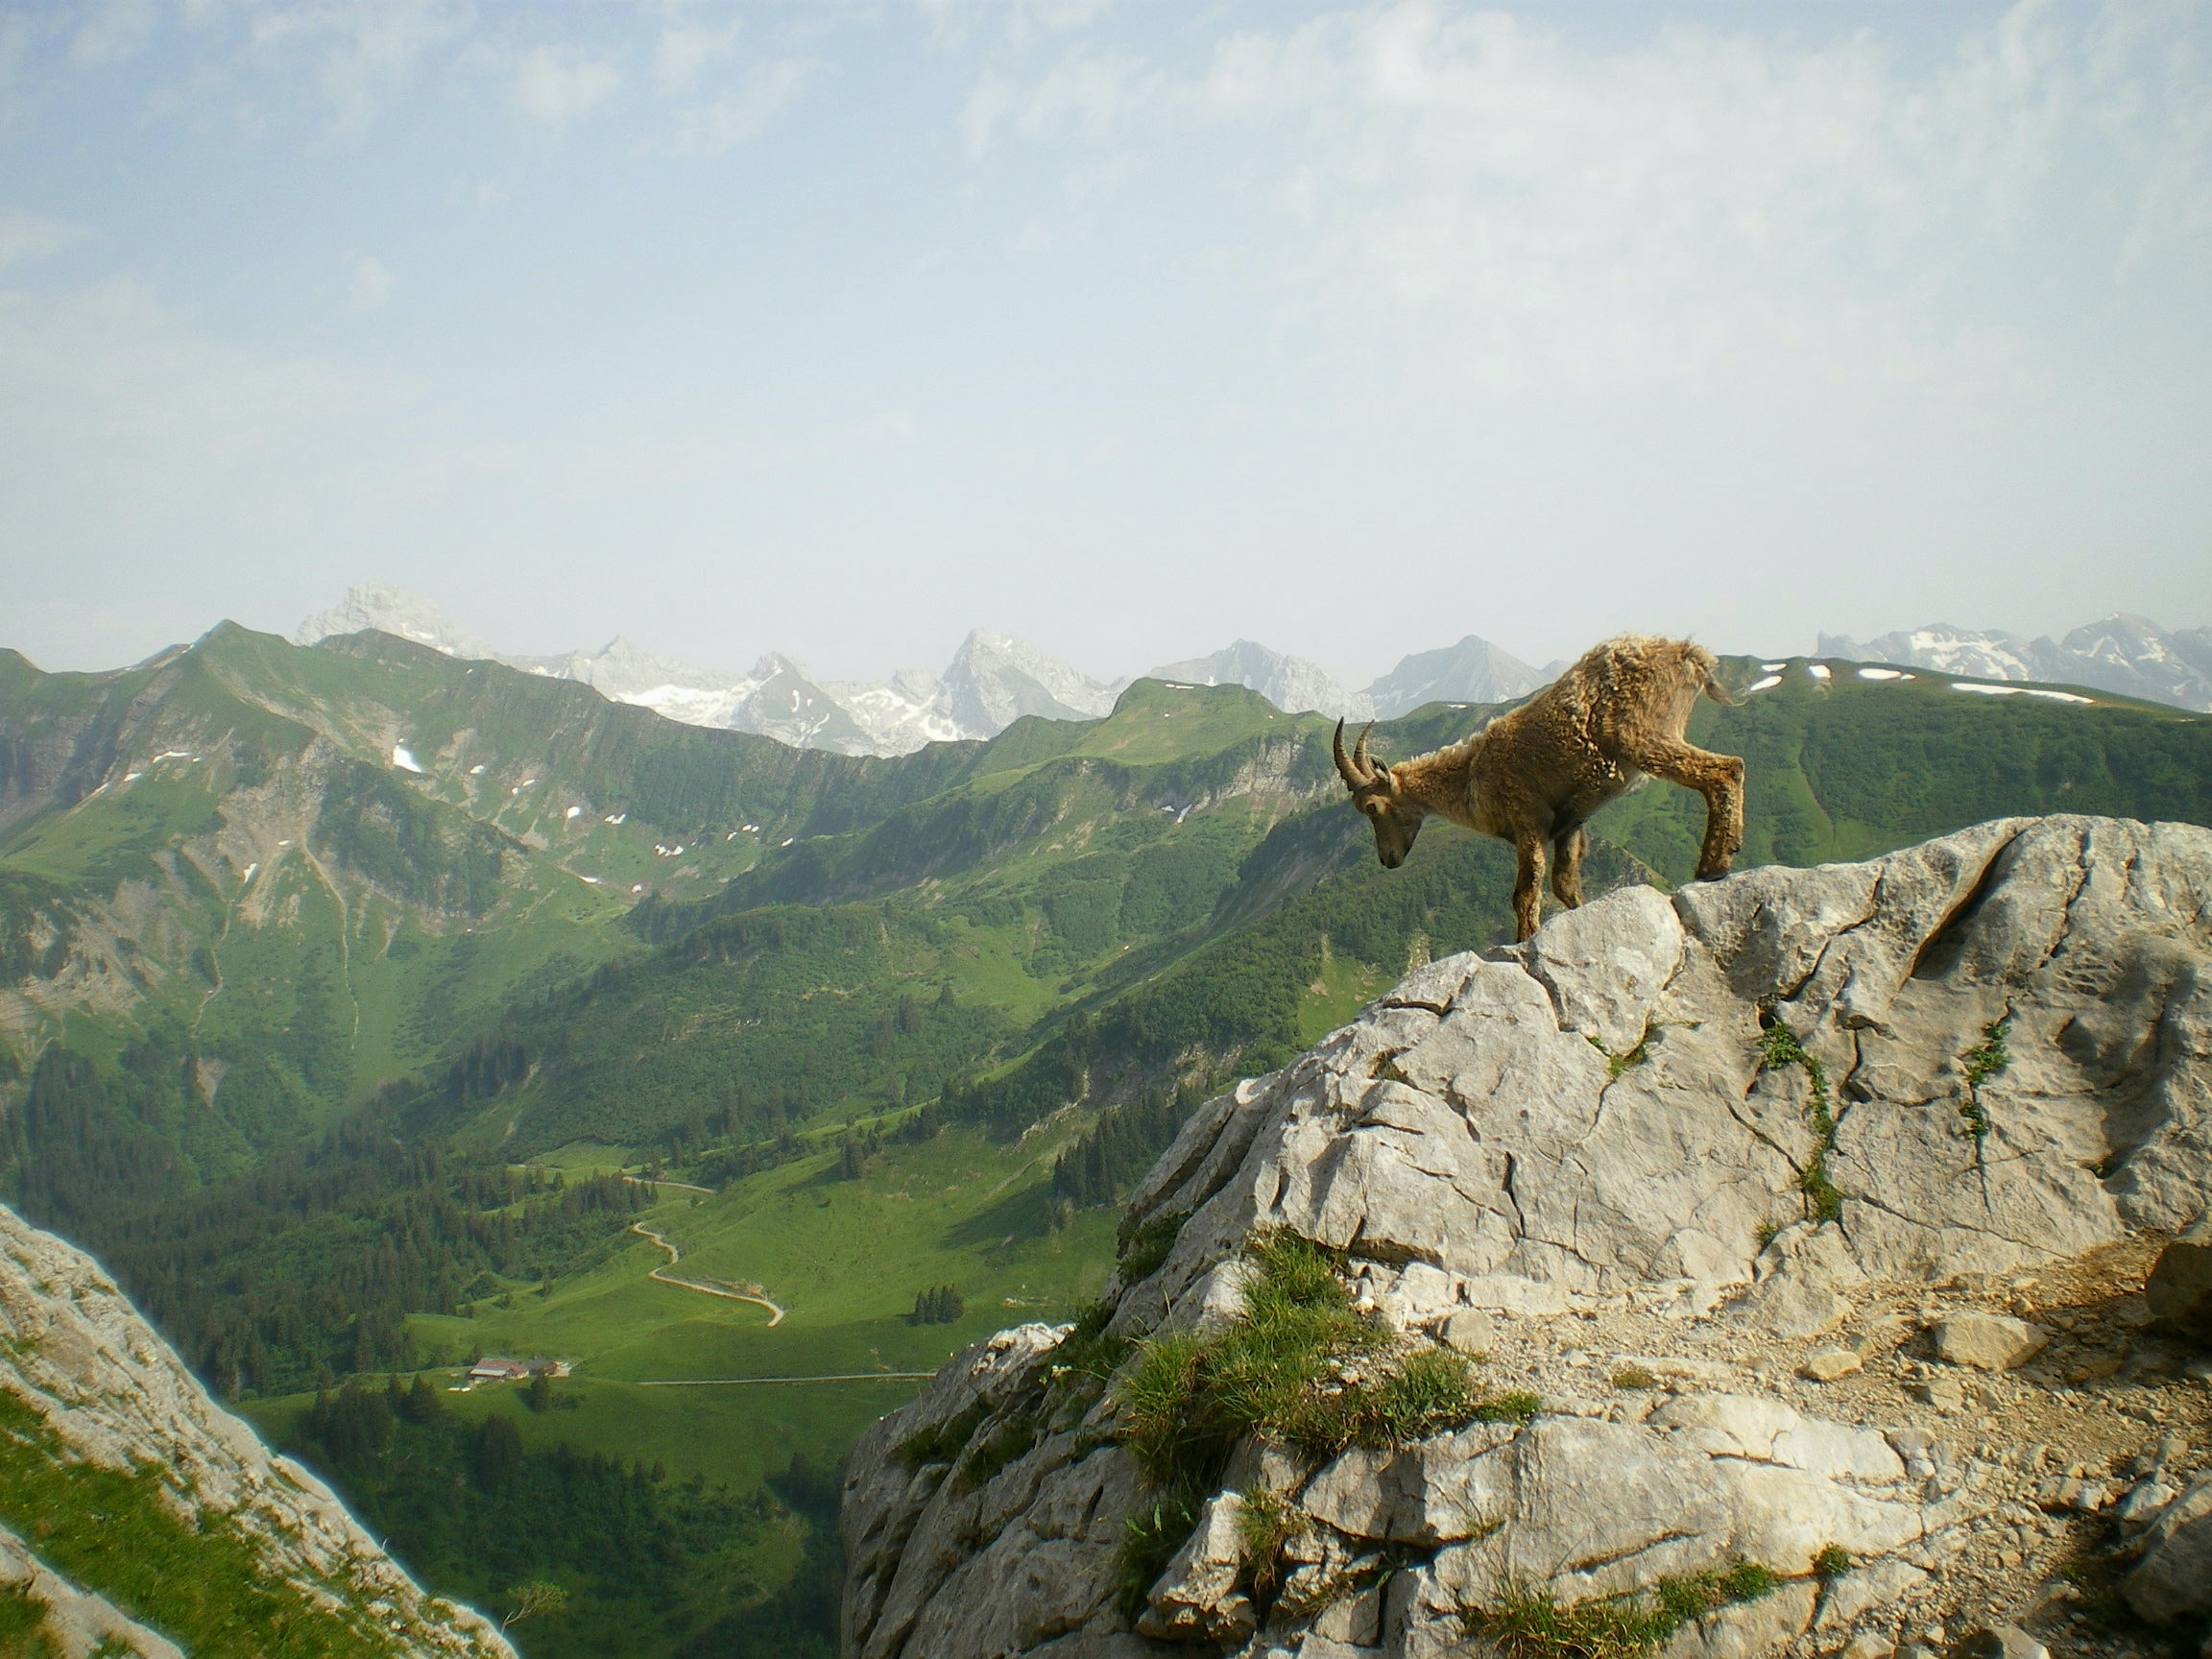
xmin=1334 ymin=720 xmax=1423 ymax=868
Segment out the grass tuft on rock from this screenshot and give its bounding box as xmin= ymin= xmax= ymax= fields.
xmin=1472 ymin=1560 xmax=1782 ymax=1659
xmin=1116 ymin=1230 xmax=1527 ymax=1496
xmin=1234 ymin=1484 xmax=1310 ymax=1599
xmin=893 ymin=1399 xmax=991 ymax=1471
xmin=1116 ymin=1211 xmax=1188 ymax=1285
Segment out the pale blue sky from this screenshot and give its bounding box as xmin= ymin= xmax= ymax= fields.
xmin=3 ymin=0 xmax=2208 ymax=685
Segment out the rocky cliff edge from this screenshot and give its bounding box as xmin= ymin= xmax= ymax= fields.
xmin=0 ymin=1203 xmax=516 ymax=1657
xmin=841 ymin=816 xmax=2212 ymax=1659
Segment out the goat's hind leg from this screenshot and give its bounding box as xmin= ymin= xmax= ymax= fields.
xmin=1512 ymin=833 xmax=1549 ymax=941
xmin=1619 ymin=738 xmax=1745 ymax=879
xmin=1550 ymin=826 xmax=1587 ymax=909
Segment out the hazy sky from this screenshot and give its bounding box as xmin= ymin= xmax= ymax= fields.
xmin=4 ymin=0 xmax=2208 ymax=686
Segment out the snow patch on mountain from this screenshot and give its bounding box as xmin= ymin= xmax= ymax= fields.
xmin=1818 ymin=613 xmax=2212 ymax=711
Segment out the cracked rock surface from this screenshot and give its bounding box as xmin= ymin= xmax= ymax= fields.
xmin=839 ymin=817 xmax=2212 ymax=1659
xmin=0 ymin=1202 xmax=516 ymax=1658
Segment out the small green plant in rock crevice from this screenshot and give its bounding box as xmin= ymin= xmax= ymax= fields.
xmin=1471 ymin=1559 xmax=1782 ymax=1659
xmin=1116 ymin=1210 xmax=1187 ymax=1286
xmin=1957 ymin=1019 xmax=2010 ymax=1142
xmin=1048 ymin=1296 xmax=1132 ymax=1427
xmin=894 ymin=1399 xmax=992 ymax=1471
xmin=1759 ymin=1019 xmax=1842 ymax=1224
xmin=1117 ymin=1489 xmax=1199 ymax=1615
xmin=1588 ymin=1031 xmax=1652 ymax=1080
xmin=1234 ymin=1484 xmax=1310 ymax=1601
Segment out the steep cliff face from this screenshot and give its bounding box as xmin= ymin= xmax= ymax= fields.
xmin=841 ymin=816 xmax=2212 ymax=1659
xmin=0 ymin=1204 xmax=515 ymax=1659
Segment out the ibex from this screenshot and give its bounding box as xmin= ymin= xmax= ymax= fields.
xmin=1335 ymin=636 xmax=1744 ymax=941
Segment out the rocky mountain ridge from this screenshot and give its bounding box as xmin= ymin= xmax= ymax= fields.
xmin=296 ymin=588 xmax=2212 ymax=757
xmin=289 ymin=588 xmax=1561 ymax=754
xmin=1819 ymin=617 xmax=2212 ymax=714
xmin=0 ymin=1202 xmax=515 ymax=1657
xmin=838 ymin=815 xmax=2212 ymax=1659
xmin=295 ymin=586 xmax=1126 ymax=757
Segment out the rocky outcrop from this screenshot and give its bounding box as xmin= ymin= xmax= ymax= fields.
xmin=0 ymin=1203 xmax=514 ymax=1658
xmin=2146 ymin=1213 xmax=2212 ymax=1341
xmin=840 ymin=817 xmax=2212 ymax=1659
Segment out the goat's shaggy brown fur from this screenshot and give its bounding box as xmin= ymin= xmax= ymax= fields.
xmin=1335 ymin=636 xmax=1743 ymax=941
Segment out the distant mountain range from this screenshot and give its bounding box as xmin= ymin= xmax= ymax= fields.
xmin=293 ymin=587 xmax=1559 ymax=756
xmin=1819 ymin=614 xmax=2212 ymax=715
xmin=295 ymin=586 xmax=2212 ymax=757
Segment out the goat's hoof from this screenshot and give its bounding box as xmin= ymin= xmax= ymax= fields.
xmin=1694 ymin=861 xmax=1734 ymax=881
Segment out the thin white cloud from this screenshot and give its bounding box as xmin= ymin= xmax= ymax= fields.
xmin=654 ymin=18 xmax=737 ymax=95
xmin=347 ymin=252 xmax=390 ymax=308
xmin=70 ymin=0 xmax=159 ymax=66
xmin=0 ymin=206 xmax=88 ymax=267
xmin=512 ymin=41 xmax=621 ymax=127
xmin=919 ymin=0 xmax=1112 ymax=53
xmin=201 ymin=0 xmax=473 ymax=134
xmin=665 ymin=57 xmax=811 ymax=154
xmin=964 ymin=44 xmax=1156 ymax=153
xmin=1083 ymin=2 xmax=2212 ymax=397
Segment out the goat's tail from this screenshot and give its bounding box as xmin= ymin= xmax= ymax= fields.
xmin=1691 ymin=643 xmax=1742 ymax=707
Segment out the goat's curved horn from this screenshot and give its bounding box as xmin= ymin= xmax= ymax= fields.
xmin=1333 ymin=719 xmax=1362 ymax=789
xmin=1351 ymin=723 xmax=1376 ymax=780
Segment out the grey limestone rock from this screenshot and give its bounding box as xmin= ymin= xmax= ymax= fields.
xmin=1952 ymin=1626 xmax=2050 ymax=1659
xmin=2146 ymin=1210 xmax=2212 ymax=1341
xmin=840 ymin=817 xmax=2212 ymax=1659
xmin=1930 ymin=1312 xmax=2049 ymax=1370
xmin=2125 ymin=1472 xmax=2212 ymax=1624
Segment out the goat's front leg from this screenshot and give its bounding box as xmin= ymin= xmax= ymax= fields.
xmin=1690 ymin=749 xmax=1746 ymax=878
xmin=1512 ymin=833 xmax=1549 ymax=941
xmin=1551 ymin=827 xmax=1586 ymax=909
xmin=1620 ymin=739 xmax=1745 ymax=879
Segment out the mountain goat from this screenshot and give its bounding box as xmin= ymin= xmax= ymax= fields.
xmin=1335 ymin=636 xmax=1743 ymax=941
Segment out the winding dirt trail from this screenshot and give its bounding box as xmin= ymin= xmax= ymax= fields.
xmin=630 ymin=1221 xmax=785 ymax=1327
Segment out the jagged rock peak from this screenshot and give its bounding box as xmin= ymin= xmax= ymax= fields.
xmin=1364 ymin=633 xmax=1550 ymax=717
xmin=294 ymin=583 xmax=500 ymax=661
xmin=0 ymin=1204 xmax=515 ymax=1657
xmin=942 ymin=628 xmax=1124 ymax=733
xmin=839 ymin=815 xmax=2212 ymax=1659
xmin=1816 ymin=614 xmax=2212 ymax=713
xmin=1150 ymin=640 xmax=1370 ymax=720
